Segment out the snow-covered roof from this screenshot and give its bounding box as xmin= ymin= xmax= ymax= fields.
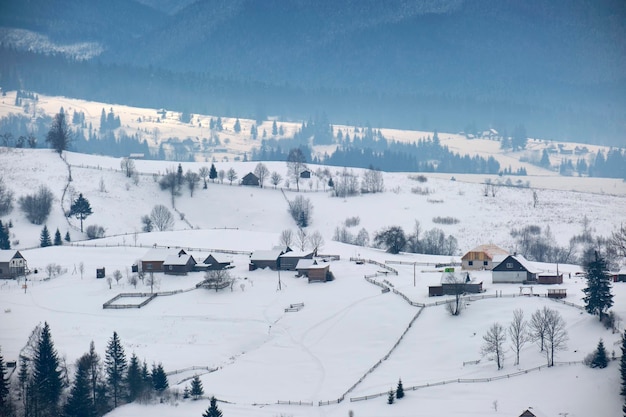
xmin=441 ymin=271 xmax=480 ymax=284
xmin=280 ymin=250 xmax=314 ymax=259
xmin=511 ymin=255 xmax=542 ymax=274
xmin=0 ymin=250 xmax=20 ymax=262
xmin=251 ymin=250 xmax=283 ymax=261
xmin=163 ymin=254 xmax=194 ymax=266
xmin=142 ymin=248 xmax=185 ymax=261
xmin=295 ymin=259 xmax=316 ymax=270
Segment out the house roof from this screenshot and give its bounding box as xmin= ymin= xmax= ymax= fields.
xmin=296 ymin=259 xmax=328 ymax=270
xmin=462 ymin=244 xmax=508 ymax=260
xmin=142 ymin=248 xmax=186 ymax=262
xmin=251 ymin=250 xmax=283 ymax=262
xmin=163 ymin=254 xmax=195 ymax=266
xmin=0 ymin=250 xmax=21 ymax=262
xmin=441 ymin=271 xmax=480 ymax=284
xmin=202 ymin=254 xmax=230 ymax=265
xmin=242 ymin=172 xmax=258 ymax=180
xmin=496 ymin=254 xmax=542 ymax=274
xmin=280 ymin=250 xmax=314 ymax=259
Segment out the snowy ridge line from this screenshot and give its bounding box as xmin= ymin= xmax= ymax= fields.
xmin=349 ymin=361 xmax=584 ymax=403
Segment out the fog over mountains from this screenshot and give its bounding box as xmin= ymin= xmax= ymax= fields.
xmin=1 ymin=0 xmax=625 ymax=145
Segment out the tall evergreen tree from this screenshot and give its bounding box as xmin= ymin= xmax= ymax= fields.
xmin=105 ymin=332 xmax=127 ymax=408
xmin=233 ymin=118 xmax=241 ymax=133
xmin=17 ymin=356 xmax=29 ymax=413
xmin=68 ymin=193 xmax=93 ymax=233
xmin=190 ymin=375 xmax=204 ymax=400
xmin=272 ymin=120 xmax=278 ymax=136
xmin=396 ymin=378 xmax=404 ymax=399
xmin=40 ymin=225 xmax=52 ymax=247
xmin=176 ymin=163 xmax=183 ymax=186
xmin=53 ymin=228 xmax=62 ymax=246
xmin=85 ymin=341 xmax=105 ymax=413
xmin=126 ymin=354 xmax=143 ymax=402
xmin=0 ymin=347 xmax=12 ymax=417
xmin=65 ymin=354 xmax=95 ymax=417
xmin=583 ymin=251 xmax=614 ymax=321
xmin=209 ymin=164 xmax=218 ymax=182
xmin=32 ymin=322 xmax=63 ymax=417
xmin=591 ymin=339 xmax=608 ymax=369
xmin=202 ymin=396 xmax=223 ymax=417
xmin=140 ymin=361 xmax=151 ymax=393
xmin=151 ymin=363 xmax=168 ymax=393
xmin=64 ymin=231 xmax=71 ymax=242
xmin=620 ymin=331 xmax=626 ymax=398
xmin=387 ymin=389 xmax=395 ymax=404
xmin=0 ymin=220 xmax=9 ymax=250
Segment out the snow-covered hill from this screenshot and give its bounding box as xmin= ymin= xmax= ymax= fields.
xmin=0 ymin=148 xmax=625 ymax=417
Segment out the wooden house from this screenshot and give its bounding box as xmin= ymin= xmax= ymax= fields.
xmin=241 ymin=172 xmax=260 ymax=186
xmin=141 ymin=248 xmax=187 ymax=273
xmin=492 ymin=255 xmax=540 ymax=284
xmin=279 ymin=250 xmax=314 ymax=271
xmin=300 ymin=170 xmax=311 ymax=179
xmin=613 ymin=268 xmax=626 ymax=282
xmin=429 ymin=270 xmax=483 ymax=296
xmin=0 ymin=250 xmax=27 ymax=279
xmin=537 ymin=272 xmax=563 ymax=284
xmin=163 ymin=252 xmax=196 ymax=275
xmin=249 ymin=250 xmax=284 ymax=271
xmin=461 ymin=244 xmax=508 ymax=270
xmin=197 ymin=254 xmax=232 ymax=271
xmin=295 ymin=259 xmax=330 ymax=283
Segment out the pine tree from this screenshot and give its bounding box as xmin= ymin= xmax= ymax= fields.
xmin=86 ymin=341 xmax=104 ymax=412
xmin=140 ymin=360 xmax=151 ymax=391
xmin=583 ymin=251 xmax=614 ymax=321
xmin=65 ymin=355 xmax=95 ymax=417
xmin=126 ymin=354 xmax=143 ymax=402
xmin=183 ymin=385 xmax=190 ymax=399
xmin=17 ymin=356 xmax=29 ymax=412
xmin=272 ymin=120 xmax=278 ymax=136
xmin=68 ymin=193 xmax=93 ymax=233
xmin=64 ymin=231 xmax=71 ymax=242
xmin=621 ymin=331 xmax=626 ymax=397
xmin=396 ymin=378 xmax=404 ymax=399
xmin=209 ymin=164 xmax=218 ymax=182
xmin=591 ymin=339 xmax=608 ymax=369
xmin=387 ymin=389 xmax=395 ymax=404
xmin=32 ymin=322 xmax=63 ymax=417
xmin=105 ymin=331 xmax=127 ymax=408
xmin=40 ymin=225 xmax=52 ymax=247
xmin=0 ymin=347 xmax=12 ymax=416
xmin=53 ymin=228 xmax=62 ymax=245
xmin=233 ymin=118 xmax=241 ymax=133
xmin=151 ymin=363 xmax=168 ymax=393
xmin=202 ymin=396 xmax=223 ymax=417
xmin=0 ymin=220 xmax=9 ymax=250
xmin=190 ymin=375 xmax=204 ymax=400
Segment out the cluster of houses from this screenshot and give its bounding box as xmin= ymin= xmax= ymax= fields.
xmin=135 ymin=245 xmax=332 ymax=284
xmin=429 ymin=244 xmax=579 ymax=298
xmin=241 ymin=169 xmax=312 ymax=186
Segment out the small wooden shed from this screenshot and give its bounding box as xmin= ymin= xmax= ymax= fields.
xmin=249 ymin=250 xmax=284 ymax=271
xmin=163 ymin=253 xmax=196 ymax=275
xmin=241 ymin=172 xmax=260 ymax=186
xmin=279 ymin=250 xmax=314 ymax=271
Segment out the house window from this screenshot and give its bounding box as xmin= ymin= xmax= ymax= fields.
xmin=169 ymin=265 xmax=173 ymax=270
xmin=483 ymin=261 xmax=488 ymax=266
xmin=146 ymin=263 xmax=152 ymax=270
xmin=468 ymin=261 xmax=473 ymax=266
xmin=506 ymin=263 xmax=513 ymax=269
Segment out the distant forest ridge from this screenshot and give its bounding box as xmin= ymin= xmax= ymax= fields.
xmin=0 ymin=46 xmax=624 ymax=148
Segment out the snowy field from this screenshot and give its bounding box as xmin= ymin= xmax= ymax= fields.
xmin=0 ymin=147 xmax=625 ymax=416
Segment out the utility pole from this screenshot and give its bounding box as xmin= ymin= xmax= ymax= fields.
xmin=413 ymin=262 xmax=416 ymax=287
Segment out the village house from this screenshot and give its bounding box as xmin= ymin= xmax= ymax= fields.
xmin=140 ymin=248 xmax=187 ymax=273
xmin=241 ymin=172 xmax=260 ymax=186
xmin=295 ymin=259 xmax=331 ymax=283
xmin=249 ymin=249 xmax=284 ymax=271
xmin=279 ymin=250 xmax=315 ymax=271
xmin=163 ymin=252 xmax=196 ymax=275
xmin=492 ymin=254 xmax=540 ymax=284
xmin=0 ymin=250 xmax=27 ymax=279
xmin=461 ymin=244 xmax=508 ymax=270
xmin=428 ymin=270 xmax=483 ymax=296
xmin=196 ymin=254 xmax=232 ymax=271
xmin=299 ymin=170 xmax=311 ymax=179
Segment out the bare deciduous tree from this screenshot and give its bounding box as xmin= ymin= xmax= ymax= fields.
xmin=309 ymin=231 xmax=324 ymax=254
xmin=120 ymin=158 xmax=135 ymax=178
xmin=254 ymin=163 xmax=269 ymax=188
xmin=296 ymin=228 xmax=308 ymax=251
xmin=509 ymin=309 xmax=529 ymax=365
xmin=198 ymin=166 xmax=210 ymax=189
xmin=481 ymin=322 xmax=506 ymax=369
xmin=443 ymin=272 xmax=466 ymax=316
xmin=270 ymin=171 xmax=282 ymax=189
xmin=113 ymin=269 xmax=123 ymax=285
xmin=19 ymin=185 xmax=54 ymax=224
xmin=529 ymin=306 xmax=549 ymax=352
xmin=544 ymin=308 xmax=568 ymax=366
xmin=279 ymin=229 xmax=293 ymax=248
xmin=159 ymin=167 xmax=181 ymax=207
xmin=362 ymin=167 xmax=384 ymax=193
xmin=288 ymin=195 xmax=313 ymax=227
xmin=610 ymin=223 xmax=626 ymax=258
xmin=287 ymin=148 xmax=307 ymax=192
xmin=218 ymin=169 xmax=225 ymax=184
xmin=150 ymin=205 xmax=174 ymax=231
xmin=184 ymin=170 xmax=200 ymax=197
xmin=226 ymin=168 xmax=238 ymax=185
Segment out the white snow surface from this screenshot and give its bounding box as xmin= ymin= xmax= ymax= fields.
xmin=0 ymin=147 xmax=625 ymax=417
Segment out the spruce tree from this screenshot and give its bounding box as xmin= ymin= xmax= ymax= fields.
xmin=387 ymin=389 xmax=395 ymax=404
xmin=17 ymin=356 xmax=29 ymax=411
xmin=0 ymin=220 xmax=10 ymax=250
xmin=65 ymin=355 xmax=95 ymax=417
xmin=40 ymin=225 xmax=52 ymax=247
xmin=140 ymin=360 xmax=151 ymax=393
xmin=0 ymin=347 xmax=12 ymax=416
xmin=583 ymin=251 xmax=614 ymax=321
xmin=64 ymin=231 xmax=71 ymax=242
xmin=32 ymin=322 xmax=63 ymax=417
xmin=209 ymin=164 xmax=218 ymax=182
xmin=126 ymin=354 xmax=143 ymax=402
xmin=105 ymin=332 xmax=127 ymax=408
xmin=86 ymin=341 xmax=106 ymax=414
xmin=591 ymin=339 xmax=608 ymax=368
xmin=202 ymin=396 xmax=223 ymax=417
xmin=621 ymin=331 xmax=626 ymax=397
xmin=68 ymin=193 xmax=93 ymax=233
xmin=151 ymin=363 xmax=168 ymax=393
xmin=190 ymin=375 xmax=204 ymax=400
xmin=396 ymin=378 xmax=404 ymax=399
xmin=53 ymin=228 xmax=62 ymax=246
xmin=233 ymin=118 xmax=241 ymax=133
